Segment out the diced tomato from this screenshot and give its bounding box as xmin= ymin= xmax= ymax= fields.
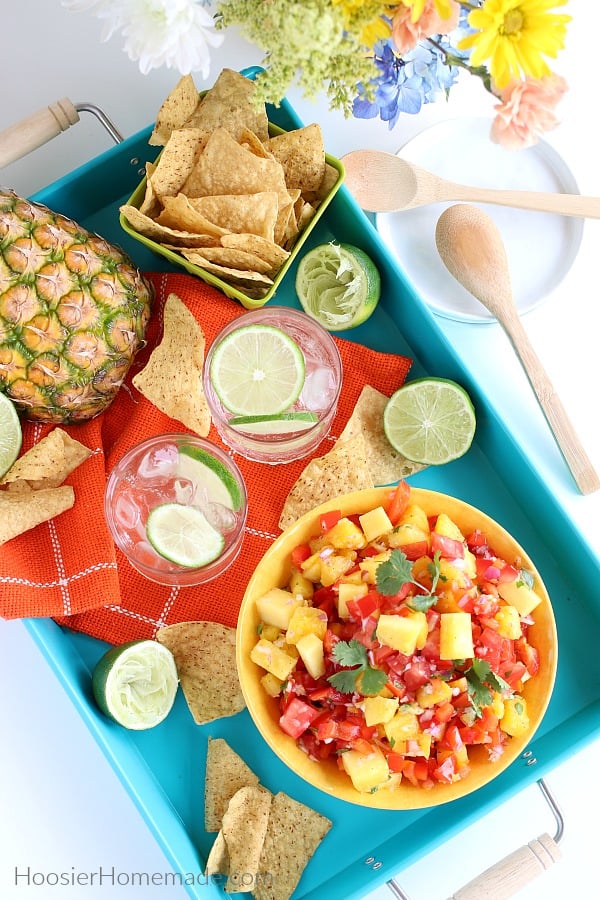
xmin=313 ymin=584 xmax=337 ymax=615
xmin=353 ymin=614 xmax=379 ymax=649
xmin=402 ymin=758 xmax=430 ymax=786
xmin=516 ymin=636 xmax=540 ymax=676
xmin=323 ymin=628 xmax=340 ymax=655
xmin=466 ymin=530 xmax=491 ymax=554
xmin=346 ymin=591 xmax=380 ymax=621
xmin=402 ymin=659 xmax=432 ymax=692
xmin=385 ymin=680 xmax=406 ymax=699
xmin=299 ymin=731 xmax=336 ymax=760
xmin=371 ymin=643 xmax=396 ymax=666
xmin=290 ymin=543 xmax=312 ymax=568
xmin=434 ymin=702 xmax=455 ymax=724
xmin=498 ymin=659 xmax=527 ymax=689
xmin=320 ymin=509 xmax=342 ymax=533
xmin=315 ymin=718 xmax=341 ymax=741
xmin=498 ymin=563 xmax=520 ymax=583
xmin=378 ymin=583 xmax=412 ymax=610
xmin=400 ymin=540 xmax=430 ymax=561
xmin=279 ymin=698 xmax=320 ymax=739
xmin=385 ymin=480 xmax=411 ymax=525
xmin=431 ymin=532 xmax=465 ymax=559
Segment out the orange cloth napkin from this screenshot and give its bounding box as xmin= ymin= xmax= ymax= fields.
xmin=0 ymin=273 xmax=412 ymax=644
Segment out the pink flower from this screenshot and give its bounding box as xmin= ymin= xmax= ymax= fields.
xmin=490 ymin=75 xmax=568 ymax=150
xmin=391 ymin=0 xmax=460 ymax=55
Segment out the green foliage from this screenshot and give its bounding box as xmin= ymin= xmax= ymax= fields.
xmin=328 ymin=639 xmax=388 ymax=695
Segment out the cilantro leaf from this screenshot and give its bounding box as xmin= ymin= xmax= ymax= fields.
xmin=376 ymin=550 xmax=413 ymax=596
xmin=465 ymin=658 xmax=511 ymax=716
xmin=517 ymin=569 xmax=535 ymax=589
xmin=407 ymin=594 xmax=438 ymax=613
xmin=328 ymin=639 xmax=387 ymax=696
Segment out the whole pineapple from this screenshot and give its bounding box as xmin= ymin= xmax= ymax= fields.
xmin=0 ymin=188 xmax=153 ymax=423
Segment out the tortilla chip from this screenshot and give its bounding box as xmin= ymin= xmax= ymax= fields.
xmin=184 ymin=68 xmax=268 ymax=142
xmin=266 ymin=124 xmax=325 ymax=193
xmin=220 ymin=233 xmax=290 ymax=270
xmin=132 ymin=293 xmax=210 ymax=436
xmin=188 ymin=193 xmax=279 ymax=242
xmin=150 ymin=128 xmax=206 ymax=199
xmin=179 ymin=252 xmax=274 ymax=291
xmin=239 ymin=127 xmax=273 ymax=160
xmin=205 ymin=829 xmax=229 ymax=876
xmin=156 ymin=621 xmax=245 ymax=724
xmin=252 ymin=792 xmax=331 ymax=900
xmin=120 ymin=205 xmax=220 ymax=248
xmin=221 ymin=786 xmax=272 ymax=893
xmin=139 ymin=163 xmax=161 ymax=217
xmin=155 ymin=193 xmax=228 ymax=237
xmin=182 ymin=129 xmax=287 ymax=201
xmin=335 ymin=385 xmax=425 ymax=484
xmin=192 ymin=246 xmax=274 ymax=274
xmin=1 ymin=428 xmax=91 ymax=490
xmin=278 ymin=434 xmax=374 ymax=531
xmin=149 ymin=74 xmax=200 ymax=146
xmin=0 ymin=486 xmax=74 ymax=545
xmin=204 ymin=738 xmax=260 ymax=833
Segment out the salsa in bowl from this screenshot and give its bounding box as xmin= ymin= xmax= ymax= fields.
xmin=236 ymin=485 xmax=557 ymax=809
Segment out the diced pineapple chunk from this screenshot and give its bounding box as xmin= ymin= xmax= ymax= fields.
xmin=251 ymin=638 xmax=297 ymax=681
xmin=285 ymin=606 xmax=328 ymax=644
xmin=398 ymin=503 xmax=430 ymax=533
xmin=325 ymin=517 xmax=367 ymax=550
xmin=260 ymin=672 xmax=283 ymax=697
xmin=256 ymin=587 xmax=305 ymax=630
xmin=501 ymin=695 xmax=530 ymax=737
xmin=341 ymin=746 xmax=390 ymax=793
xmin=416 ymin=677 xmax=453 ymax=708
xmin=260 ymin=624 xmax=281 ymax=642
xmin=387 ymin=522 xmax=430 ymax=550
xmin=434 ymin=513 xmax=466 ymax=542
xmin=296 ymin=633 xmax=326 ymax=679
xmin=495 ymin=604 xmax=522 ymax=639
xmin=407 ymin=609 xmax=428 ymax=650
xmin=497 ymin=578 xmax=542 ymax=617
xmin=439 ymin=612 xmax=474 ymax=660
xmin=384 ymin=706 xmax=420 ymax=744
xmin=405 ymin=732 xmax=432 ymax=758
xmin=490 ymin=691 xmax=505 ymax=719
xmin=376 ymin=613 xmax=422 ymax=655
xmin=359 ymin=551 xmax=390 ymax=584
xmin=337 ymin=581 xmax=368 ymax=619
xmin=359 ymin=506 xmax=393 ymax=542
xmin=363 ymin=695 xmax=399 ymax=726
xmin=320 ymin=553 xmax=355 ymax=586
xmin=439 ymin=557 xmax=472 ymax=588
xmin=300 ymin=551 xmax=323 ymax=582
xmin=288 ymin=567 xmax=314 ymax=601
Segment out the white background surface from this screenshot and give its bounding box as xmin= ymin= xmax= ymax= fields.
xmin=1 ymin=2 xmax=598 ymax=899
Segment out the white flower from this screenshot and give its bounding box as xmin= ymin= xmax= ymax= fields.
xmin=62 ymin=0 xmax=223 ymax=77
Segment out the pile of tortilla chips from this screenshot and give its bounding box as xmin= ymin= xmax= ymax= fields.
xmin=0 ymin=428 xmax=91 ymax=545
xmin=120 ymin=69 xmax=339 ymax=301
xmin=204 ymin=737 xmax=331 ymax=898
xmin=279 ymin=384 xmax=425 ymax=529
xmin=156 ymin=621 xmax=245 ymax=725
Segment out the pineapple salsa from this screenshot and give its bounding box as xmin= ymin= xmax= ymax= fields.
xmin=250 ymin=483 xmax=543 ymax=794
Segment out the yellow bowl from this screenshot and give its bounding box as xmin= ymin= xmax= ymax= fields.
xmin=236 ymin=487 xmax=557 ymax=809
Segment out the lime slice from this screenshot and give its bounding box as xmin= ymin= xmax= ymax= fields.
xmin=229 ymin=411 xmax=318 ymax=434
xmin=176 ymin=444 xmax=242 ymax=510
xmin=209 ymin=323 xmax=305 ymax=416
xmin=0 ymin=393 xmax=22 ymax=478
xmin=146 ymin=502 xmax=225 ymax=568
xmin=383 ymin=378 xmax=476 ymax=465
xmin=295 ymin=242 xmax=381 ymax=331
xmin=92 ymin=639 xmax=178 ymax=730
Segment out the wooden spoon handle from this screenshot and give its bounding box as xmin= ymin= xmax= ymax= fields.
xmin=449 ymin=183 xmax=600 ymax=219
xmin=0 ymin=99 xmax=79 ymax=169
xmin=499 ymin=310 xmax=600 ymax=494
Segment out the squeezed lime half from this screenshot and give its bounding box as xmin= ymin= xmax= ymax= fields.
xmin=0 ymin=393 xmax=22 ymax=478
xmin=92 ymin=639 xmax=178 ymax=730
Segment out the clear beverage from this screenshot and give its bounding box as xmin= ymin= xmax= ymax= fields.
xmin=203 ymin=307 xmax=343 ymax=464
xmin=104 ymin=434 xmax=247 ymax=587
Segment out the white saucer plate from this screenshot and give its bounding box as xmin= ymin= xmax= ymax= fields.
xmin=376 ymin=117 xmax=584 ymax=324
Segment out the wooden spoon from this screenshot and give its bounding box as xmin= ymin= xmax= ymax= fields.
xmin=435 ymin=203 xmax=600 ymax=495
xmin=341 ymin=149 xmax=600 ymax=217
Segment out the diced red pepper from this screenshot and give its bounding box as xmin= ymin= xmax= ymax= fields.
xmin=346 ymin=591 xmax=380 ymax=621
xmin=290 ymin=543 xmax=312 ymax=568
xmin=515 ymin=636 xmax=540 ymax=676
xmin=387 ymin=751 xmax=406 ymax=773
xmin=386 ymin=480 xmax=411 ymax=525
xmin=431 ymin=532 xmax=465 ymax=559
xmin=320 ymin=509 xmax=342 ymax=533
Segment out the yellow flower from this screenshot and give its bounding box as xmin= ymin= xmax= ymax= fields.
xmin=331 ymin=0 xmax=392 ymax=48
xmin=459 ymin=0 xmax=571 ymax=90
xmin=400 ymin=0 xmax=455 ymax=22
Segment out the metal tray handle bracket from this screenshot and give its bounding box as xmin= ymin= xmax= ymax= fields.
xmin=387 ymin=778 xmax=564 ymax=900
xmin=0 ymin=99 xmax=124 ymax=169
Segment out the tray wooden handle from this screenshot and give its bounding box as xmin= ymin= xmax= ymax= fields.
xmin=0 ymin=98 xmax=79 ymax=169
xmin=448 ymin=832 xmax=561 ymax=900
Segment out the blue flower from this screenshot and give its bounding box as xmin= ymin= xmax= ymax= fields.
xmin=353 ymin=37 xmax=462 ymax=129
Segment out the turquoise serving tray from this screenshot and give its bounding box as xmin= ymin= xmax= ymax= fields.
xmin=25 ymin=92 xmax=600 ymax=900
